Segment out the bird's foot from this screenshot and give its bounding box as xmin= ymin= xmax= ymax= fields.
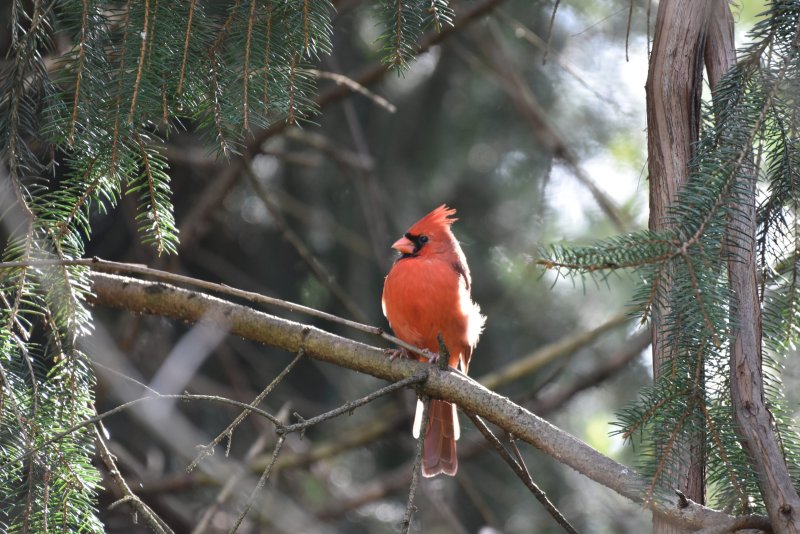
xmin=428 ymin=351 xmax=450 ymax=370
xmin=386 ymin=347 xmax=411 ymax=361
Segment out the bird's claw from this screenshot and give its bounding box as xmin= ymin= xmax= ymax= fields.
xmin=386 ymin=347 xmax=411 ymax=361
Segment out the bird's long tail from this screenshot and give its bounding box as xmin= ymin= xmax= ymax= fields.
xmin=413 ymin=398 xmax=459 ymax=477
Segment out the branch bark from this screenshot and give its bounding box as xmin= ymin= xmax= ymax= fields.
xmin=647 ymin=5 xmax=713 ymax=531
xmin=707 ymin=2 xmax=800 ymax=532
xmin=88 ymin=271 xmax=770 ymax=532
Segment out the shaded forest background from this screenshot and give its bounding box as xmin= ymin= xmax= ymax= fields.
xmin=1 ymin=0 xmax=787 ymax=532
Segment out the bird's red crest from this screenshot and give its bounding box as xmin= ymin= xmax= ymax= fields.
xmin=407 ymin=204 xmax=458 ymax=234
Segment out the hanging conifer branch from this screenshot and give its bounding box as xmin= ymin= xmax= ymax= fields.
xmin=68 ymin=0 xmax=89 ymax=145
xmin=176 ymin=0 xmax=196 ymax=96
xmin=540 ymin=2 xmax=800 ymax=528
xmin=243 ymin=0 xmax=257 ymax=131
xmin=128 ymin=0 xmax=150 ymax=125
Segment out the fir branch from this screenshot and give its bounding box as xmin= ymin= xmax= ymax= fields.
xmin=288 ymin=51 xmax=297 ymax=125
xmin=68 ymin=0 xmax=89 ymax=145
xmin=55 ymin=155 xmax=100 ymax=240
xmin=243 ymin=0 xmax=257 ymax=131
xmin=698 ymin=401 xmax=747 ymax=509
xmin=176 ymin=0 xmax=196 ymax=95
xmin=110 ymin=0 xmax=133 ymax=177
xmin=128 ymin=0 xmax=150 ymax=124
xmin=303 ymin=0 xmax=311 ymax=55
xmin=262 ymin=2 xmax=273 ymax=112
xmin=130 ymin=133 xmax=178 ymax=255
xmin=681 ymin=254 xmax=722 ymax=348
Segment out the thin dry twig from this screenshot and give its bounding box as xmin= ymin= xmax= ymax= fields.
xmin=542 ymin=0 xmax=561 ymax=64
xmin=0 ymin=392 xmax=282 ymax=471
xmin=465 ymin=412 xmax=579 ymax=534
xmin=227 ymin=373 xmax=428 ymax=529
xmin=625 ymin=0 xmax=634 ymax=61
xmin=192 ymin=430 xmax=274 ymax=534
xmin=306 ymin=69 xmax=396 ymax=113
xmin=277 ymin=373 xmax=428 ymax=436
xmin=228 ymin=435 xmax=286 ymax=534
xmin=401 ymin=394 xmax=430 ymax=534
xmin=95 ymin=424 xmax=173 ymax=534
xmin=189 ymin=349 xmax=306 ymax=471
xmin=497 ymin=10 xmax=623 ymax=113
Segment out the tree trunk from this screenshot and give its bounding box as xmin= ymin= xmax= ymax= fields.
xmin=649 ymin=1 xmax=800 ymax=533
xmin=709 ymin=2 xmax=800 ymax=532
xmin=646 ymin=2 xmax=712 ymax=532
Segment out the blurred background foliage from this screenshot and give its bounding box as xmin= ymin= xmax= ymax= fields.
xmin=0 ymin=0 xmax=777 ymax=532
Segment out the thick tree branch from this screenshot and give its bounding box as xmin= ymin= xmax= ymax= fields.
xmin=88 ymin=272 xmax=770 ymax=532
xmin=707 ymin=2 xmax=800 ymax=532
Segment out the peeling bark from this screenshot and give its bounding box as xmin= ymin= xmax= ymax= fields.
xmin=647 ymin=4 xmax=713 ymax=532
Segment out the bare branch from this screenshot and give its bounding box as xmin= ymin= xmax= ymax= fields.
xmin=401 ymin=395 xmax=430 ymax=534
xmin=228 ymin=435 xmax=286 ymax=533
xmin=465 ymin=412 xmax=578 ymax=534
xmin=95 ymin=424 xmax=173 ymax=534
xmin=189 ymin=349 xmax=306 ymax=471
xmin=87 ymin=271 xmax=771 ymax=533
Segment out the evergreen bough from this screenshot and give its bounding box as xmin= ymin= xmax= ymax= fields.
xmin=540 ymin=1 xmax=800 ymax=514
xmin=0 ymin=0 xmax=451 ymax=530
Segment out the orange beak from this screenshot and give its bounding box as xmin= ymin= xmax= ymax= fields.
xmin=391 ymin=236 xmax=416 ymax=255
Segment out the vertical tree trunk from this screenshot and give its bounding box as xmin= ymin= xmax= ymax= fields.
xmin=709 ymin=3 xmax=800 ymax=532
xmin=646 ymin=2 xmax=712 ymax=532
xmin=649 ymin=2 xmax=800 ymax=533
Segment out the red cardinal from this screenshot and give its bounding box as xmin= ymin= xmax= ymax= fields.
xmin=382 ymin=205 xmax=485 ymax=477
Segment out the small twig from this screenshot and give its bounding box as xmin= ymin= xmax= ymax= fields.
xmin=305 ymin=69 xmax=396 ymax=113
xmin=436 ymin=332 xmax=450 ymax=370
xmin=95 ymin=424 xmax=173 ymax=534
xmin=465 ymin=412 xmax=579 ymax=534
xmin=228 ymin=435 xmax=286 ymax=534
xmin=227 ymin=373 xmax=428 ymax=530
xmin=277 ymin=373 xmax=428 ymax=435
xmin=497 ymin=10 xmax=623 ymax=113
xmin=542 ymin=0 xmax=561 ymax=64
xmin=192 ymin=430 xmax=273 ymax=534
xmin=189 ymin=349 xmax=305 ymax=471
xmin=401 ymin=394 xmax=431 ymax=534
xmin=625 ymin=0 xmax=634 ymax=61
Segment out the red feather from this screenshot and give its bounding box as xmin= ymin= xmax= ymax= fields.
xmin=382 ymin=205 xmax=485 ymax=477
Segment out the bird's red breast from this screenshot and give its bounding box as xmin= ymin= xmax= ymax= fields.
xmin=381 ymin=205 xmax=485 ymax=477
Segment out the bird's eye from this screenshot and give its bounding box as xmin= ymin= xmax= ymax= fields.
xmin=419 ymin=235 xmax=429 ymax=244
